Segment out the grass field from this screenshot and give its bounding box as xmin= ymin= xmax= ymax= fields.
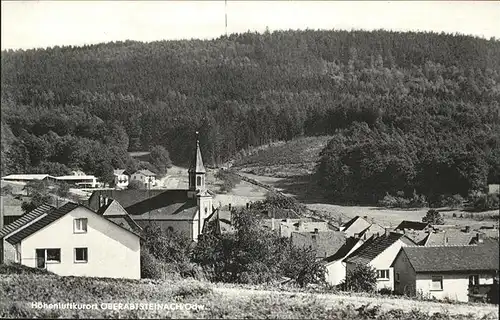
xmin=1 ymin=270 xmax=498 ymax=319
xmin=232 ymin=136 xmax=332 ymax=178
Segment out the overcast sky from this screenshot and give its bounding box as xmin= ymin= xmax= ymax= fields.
xmin=2 ymin=1 xmax=500 ymax=50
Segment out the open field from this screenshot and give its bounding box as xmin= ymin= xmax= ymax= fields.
xmin=232 ymin=136 xmax=332 ymax=178
xmin=1 ymin=272 xmax=497 ymax=319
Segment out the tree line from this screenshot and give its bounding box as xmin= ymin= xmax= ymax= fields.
xmin=1 ymin=29 xmax=499 ymax=200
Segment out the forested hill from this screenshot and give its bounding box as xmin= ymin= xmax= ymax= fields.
xmin=1 ymin=29 xmax=500 ymax=200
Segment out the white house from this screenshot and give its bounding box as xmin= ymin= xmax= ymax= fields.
xmin=391 ymin=241 xmax=499 ymax=302
xmin=343 ymin=231 xmax=415 ymax=291
xmin=0 ymin=202 xmax=141 ymax=279
xmin=324 ymin=237 xmax=365 ymax=286
xmin=55 ymin=175 xmax=98 ymax=188
xmin=113 ymin=169 xmax=130 ymax=189
xmin=130 ymin=170 xmax=156 ymax=189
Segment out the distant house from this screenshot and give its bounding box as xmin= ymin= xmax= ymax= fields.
xmin=0 ymin=202 xmax=141 ymax=279
xmin=2 ymin=174 xmax=56 ymax=184
xmin=291 ymin=230 xmax=347 ymax=259
xmin=324 ymin=236 xmax=365 ymax=286
xmin=395 ymin=220 xmax=432 ymax=232
xmin=55 ymin=175 xmax=98 ymax=188
xmin=96 ymin=199 xmax=142 ymax=234
xmin=262 ymin=218 xmax=336 ymax=238
xmin=339 ymin=216 xmax=385 ymax=239
xmin=488 ymin=184 xmax=499 ymax=195
xmin=113 ymin=170 xmax=130 ymax=189
xmin=343 ymin=231 xmax=415 ymax=291
xmin=130 ymin=170 xmax=156 ymax=189
xmin=391 ymin=241 xmax=499 ymax=302
xmin=88 ymin=135 xmax=214 ymax=242
xmin=202 ymin=208 xmax=235 ymax=236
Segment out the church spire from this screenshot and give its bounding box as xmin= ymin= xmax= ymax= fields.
xmin=189 ymin=131 xmax=206 ymax=191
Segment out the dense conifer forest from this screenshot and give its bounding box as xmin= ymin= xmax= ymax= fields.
xmin=1 ymin=29 xmax=499 ymax=202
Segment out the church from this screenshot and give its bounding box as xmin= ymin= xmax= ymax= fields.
xmin=88 ymin=134 xmax=214 ymax=242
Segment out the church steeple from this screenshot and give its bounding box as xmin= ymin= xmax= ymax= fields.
xmin=189 ymin=131 xmax=206 ymax=192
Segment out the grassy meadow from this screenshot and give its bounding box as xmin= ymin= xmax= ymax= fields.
xmin=1 ymin=266 xmax=498 ymax=319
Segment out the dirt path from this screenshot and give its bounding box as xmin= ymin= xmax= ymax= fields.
xmin=213 ymin=286 xmax=499 ymax=319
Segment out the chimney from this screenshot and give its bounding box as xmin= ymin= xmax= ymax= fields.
xmin=246 ymin=202 xmax=249 ymax=209
xmin=385 ymin=228 xmax=391 ymax=237
xmin=314 ymin=228 xmax=319 ymax=234
xmin=228 ymin=203 xmax=232 ymax=211
xmin=465 ymin=226 xmax=471 ymax=233
xmin=363 ymin=216 xmax=368 ymax=220
xmin=271 ymin=217 xmax=275 ymax=231
xmin=476 ymin=233 xmax=484 ymax=243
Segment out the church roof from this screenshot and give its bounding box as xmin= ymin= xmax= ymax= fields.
xmin=189 ymin=138 xmax=206 ymax=174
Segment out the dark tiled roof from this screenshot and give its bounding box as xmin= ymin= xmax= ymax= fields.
xmin=5 ymin=202 xmax=79 ymax=244
xmin=0 ymin=204 xmax=54 ymax=238
xmin=88 ymin=189 xmax=189 ymax=211
xmin=125 ymin=190 xmax=196 ymax=220
xmin=400 ymin=242 xmax=499 ymax=273
xmin=344 ymin=232 xmax=414 ymax=265
xmin=395 ymin=220 xmax=430 ymax=231
xmin=107 ymin=216 xmax=142 ymax=234
xmin=291 ymin=231 xmax=347 ymax=258
xmin=324 ymin=237 xmax=363 ymax=263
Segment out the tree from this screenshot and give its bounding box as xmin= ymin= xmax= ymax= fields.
xmin=340 ymin=264 xmax=377 ymax=292
xmin=21 ymin=191 xmax=52 ymax=214
xmin=128 ymin=180 xmax=143 ymax=190
xmin=422 ymin=209 xmax=445 ymax=225
xmin=94 ymin=161 xmax=114 ymax=186
xmin=149 ymin=145 xmax=172 ymax=175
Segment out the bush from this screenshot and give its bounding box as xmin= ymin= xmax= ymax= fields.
xmin=339 ymin=264 xmax=377 ymax=293
xmin=469 ymin=193 xmax=499 ymax=211
xmin=215 ymin=169 xmax=241 ymax=193
xmin=379 ymin=191 xmax=427 ymax=208
xmin=0 ymin=263 xmax=54 ymax=275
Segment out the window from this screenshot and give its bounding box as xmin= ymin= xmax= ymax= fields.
xmin=74 ymin=248 xmax=88 ymax=263
xmin=431 ymin=276 xmax=443 ymax=291
xmin=74 ymin=218 xmax=87 ymax=233
xmin=196 ymin=176 xmax=202 ymax=186
xmin=396 ymin=272 xmax=400 ymax=283
xmin=469 ymin=275 xmax=479 ymax=286
xmin=35 ymin=248 xmax=61 ymax=268
xmin=377 ymin=269 xmax=390 ymax=280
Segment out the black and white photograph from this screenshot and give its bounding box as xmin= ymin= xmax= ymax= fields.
xmin=0 ymin=0 xmax=499 ymax=319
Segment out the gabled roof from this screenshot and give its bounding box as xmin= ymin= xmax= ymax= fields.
xmin=395 ymin=220 xmax=431 ymax=231
xmin=2 ymin=174 xmax=50 ymax=180
xmin=324 ymin=236 xmax=363 ymax=263
xmin=133 ymin=169 xmax=156 ymax=177
xmin=5 ymin=202 xmax=80 ymax=244
xmin=402 ymin=230 xmax=430 ymax=245
xmin=113 ymin=169 xmax=129 ymax=176
xmin=396 ymin=241 xmax=499 ymax=273
xmin=358 ymin=223 xmax=386 ymax=239
xmin=344 ymin=232 xmax=414 ymax=265
xmin=97 ymin=200 xmax=142 ymax=233
xmin=188 ymin=139 xmax=206 ymax=174
xmin=0 ymin=204 xmax=55 ymax=239
xmin=341 ymin=216 xmax=372 ymax=237
xmin=424 ymin=230 xmax=475 ymax=246
xmin=291 ymin=231 xmax=347 ymax=258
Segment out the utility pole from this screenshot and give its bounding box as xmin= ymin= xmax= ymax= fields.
xmin=225 ymin=0 xmax=228 ymax=37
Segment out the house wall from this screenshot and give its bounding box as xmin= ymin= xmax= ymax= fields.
xmin=130 ymin=174 xmax=155 ymax=187
xmin=135 ymin=219 xmax=195 ymax=241
xmin=371 ymin=239 xmax=409 ymax=291
xmin=19 ymin=207 xmax=140 ymax=279
xmin=392 ymin=251 xmax=417 ymax=296
xmin=325 ymin=240 xmax=364 ymax=286
xmin=416 ymin=273 xmax=496 ymax=302
xmin=1 ymin=239 xmax=16 ymax=263
xmin=114 ymin=174 xmax=129 ymax=189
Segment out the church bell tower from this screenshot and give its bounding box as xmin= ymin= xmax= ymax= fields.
xmin=188 ymin=131 xmax=206 ymax=195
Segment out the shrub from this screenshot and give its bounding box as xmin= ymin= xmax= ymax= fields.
xmin=379 ymin=287 xmax=393 ymax=295
xmin=470 ymin=193 xmax=499 ymax=211
xmin=379 ymin=191 xmax=427 ymax=208
xmin=339 ymin=264 xmax=377 ymax=293
xmin=172 ymin=281 xmax=212 ymax=299
xmin=0 ymin=263 xmax=54 ymax=275
xmin=215 ymin=169 xmax=241 ymax=193
xmin=422 ymin=209 xmax=444 ymax=225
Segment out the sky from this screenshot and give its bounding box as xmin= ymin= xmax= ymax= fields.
xmin=1 ymin=1 xmax=500 ymax=50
